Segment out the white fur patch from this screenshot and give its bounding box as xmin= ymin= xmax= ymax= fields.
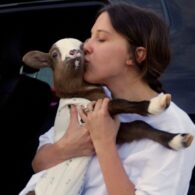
xmin=75 ymin=60 xmax=80 ymax=70
xmin=55 ymin=38 xmax=82 ymax=61
xmin=148 ymin=94 xmax=167 ymax=115
xmin=168 ymin=134 xmax=184 ymax=150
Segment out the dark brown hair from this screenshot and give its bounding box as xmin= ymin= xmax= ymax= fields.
xmin=98 ymin=3 xmax=171 ymax=92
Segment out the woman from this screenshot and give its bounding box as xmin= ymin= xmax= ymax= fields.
xmin=26 ymin=3 xmax=195 ymax=195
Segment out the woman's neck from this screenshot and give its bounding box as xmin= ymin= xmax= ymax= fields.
xmin=107 ymin=77 xmax=158 ymax=102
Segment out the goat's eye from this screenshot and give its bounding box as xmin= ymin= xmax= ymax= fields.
xmin=69 ymin=49 xmax=77 ymax=55
xmin=51 ymin=51 xmax=58 ymax=59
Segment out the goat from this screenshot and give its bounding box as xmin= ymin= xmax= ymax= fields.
xmin=21 ymin=38 xmax=193 ymax=195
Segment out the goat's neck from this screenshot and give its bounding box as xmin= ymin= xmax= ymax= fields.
xmin=57 ymin=81 xmax=106 ymax=101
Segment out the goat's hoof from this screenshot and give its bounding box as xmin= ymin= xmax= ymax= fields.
xmin=182 ymin=134 xmax=194 ymax=147
xmin=148 ymin=93 xmax=172 ymax=115
xmin=169 ymin=134 xmax=194 ymax=150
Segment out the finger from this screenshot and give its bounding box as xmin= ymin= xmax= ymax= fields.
xmin=78 ymin=106 xmax=88 ymax=123
xmin=94 ymin=99 xmax=103 ymax=111
xmin=102 ymin=98 xmax=110 ymax=112
xmin=86 ymin=101 xmax=96 ymax=112
xmin=69 ymin=105 xmax=79 ymax=126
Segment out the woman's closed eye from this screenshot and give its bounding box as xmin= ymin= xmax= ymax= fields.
xmin=97 ymin=38 xmax=106 ymax=42
xmin=96 ymin=32 xmax=108 ymax=43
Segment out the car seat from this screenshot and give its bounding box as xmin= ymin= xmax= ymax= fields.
xmin=0 ymin=72 xmax=57 ymax=194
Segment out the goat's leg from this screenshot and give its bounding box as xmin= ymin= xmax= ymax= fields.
xmin=108 ymin=94 xmax=171 ymax=116
xmin=116 ymin=120 xmax=193 ymax=150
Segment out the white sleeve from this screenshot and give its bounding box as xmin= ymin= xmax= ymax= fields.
xmin=37 ymin=126 xmax=55 ymax=149
xmin=121 ymin=139 xmax=195 ymax=195
xmin=19 ymin=170 xmax=46 ymax=195
xmin=19 ymin=127 xmax=55 ymax=195
xmin=119 ymin=102 xmax=195 ymax=195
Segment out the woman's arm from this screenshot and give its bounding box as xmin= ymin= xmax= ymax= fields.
xmin=80 ymin=98 xmax=135 ymax=195
xmin=96 ymin=141 xmax=135 ymax=195
xmin=32 ymin=105 xmax=94 ymax=172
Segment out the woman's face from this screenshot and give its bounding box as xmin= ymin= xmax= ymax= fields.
xmin=83 ymin=11 xmax=131 ymax=85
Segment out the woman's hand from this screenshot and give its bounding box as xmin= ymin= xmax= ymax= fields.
xmin=32 ymin=105 xmax=94 ymax=172
xmin=79 ymin=98 xmax=120 ymax=151
xmin=58 ymin=105 xmax=95 ymax=158
xmin=80 ymin=98 xmax=135 ymax=195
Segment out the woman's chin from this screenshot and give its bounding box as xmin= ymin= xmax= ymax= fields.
xmin=84 ymin=74 xmax=94 ymax=83
xmin=84 ymin=73 xmax=104 ymax=85
xmin=85 ymin=77 xmax=100 ymax=85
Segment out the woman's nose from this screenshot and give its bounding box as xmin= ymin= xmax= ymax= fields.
xmin=83 ymin=39 xmax=93 ymax=54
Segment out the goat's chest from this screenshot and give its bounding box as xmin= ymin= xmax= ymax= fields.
xmin=54 ymin=97 xmax=91 ymax=141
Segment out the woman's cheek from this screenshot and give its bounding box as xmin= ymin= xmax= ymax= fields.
xmin=84 ymin=70 xmax=95 ymax=83
xmin=84 ymin=70 xmax=103 ymax=84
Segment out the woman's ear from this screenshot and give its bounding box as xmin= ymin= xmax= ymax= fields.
xmin=135 ymin=47 xmax=146 ymax=63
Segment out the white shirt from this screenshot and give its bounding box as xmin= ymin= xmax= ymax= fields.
xmin=20 ymin=95 xmax=195 ymax=195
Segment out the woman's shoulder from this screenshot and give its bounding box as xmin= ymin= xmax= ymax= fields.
xmin=148 ymin=101 xmax=195 ymax=134
xmin=165 ymin=101 xmax=193 ymax=123
xmin=119 ymin=100 xmax=195 ymax=134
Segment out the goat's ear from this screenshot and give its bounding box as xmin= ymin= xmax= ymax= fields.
xmin=22 ymin=51 xmax=51 ymax=69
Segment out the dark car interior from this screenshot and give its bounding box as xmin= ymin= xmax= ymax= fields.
xmin=0 ymin=1 xmax=107 ymax=194
xmin=0 ymin=0 xmax=194 ymax=194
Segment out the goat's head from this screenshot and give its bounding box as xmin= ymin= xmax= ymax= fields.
xmin=22 ymin=38 xmax=87 ymax=97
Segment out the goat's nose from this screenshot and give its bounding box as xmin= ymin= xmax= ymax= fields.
xmin=69 ymin=49 xmax=82 ymax=58
xmin=69 ymin=49 xmax=77 ymax=55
